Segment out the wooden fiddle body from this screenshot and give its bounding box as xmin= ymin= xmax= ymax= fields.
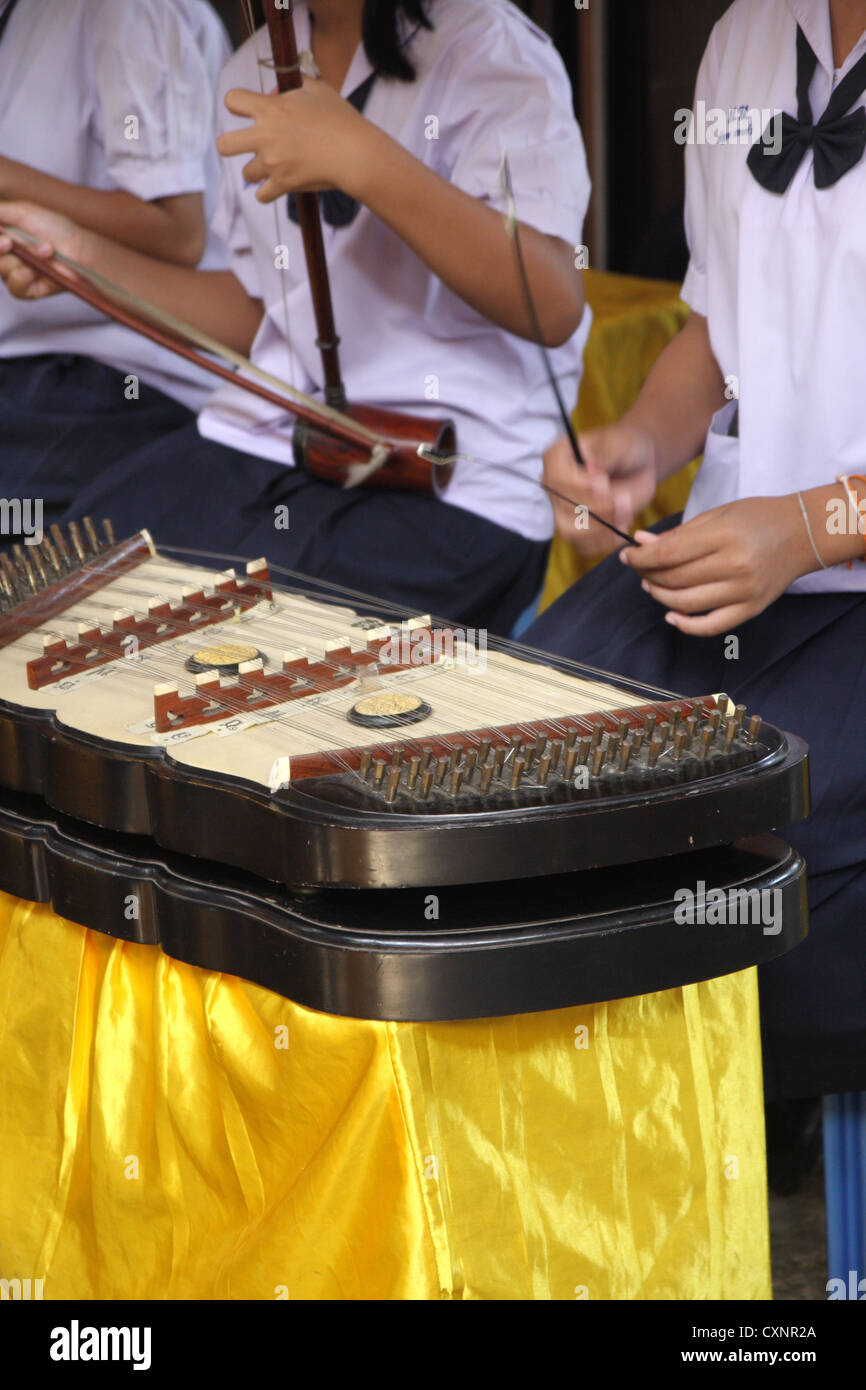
xmin=293 ymin=403 xmax=456 ymax=493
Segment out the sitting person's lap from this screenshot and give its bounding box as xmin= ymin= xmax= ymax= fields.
xmin=527 ymin=517 xmax=866 ymax=1100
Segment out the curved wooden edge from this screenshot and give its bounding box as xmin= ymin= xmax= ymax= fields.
xmin=0 ymin=788 xmax=809 ymax=1019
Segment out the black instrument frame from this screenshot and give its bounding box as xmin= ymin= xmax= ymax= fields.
xmin=0 ymin=788 xmax=808 ymax=1021
xmin=0 ymin=694 xmax=810 ymax=890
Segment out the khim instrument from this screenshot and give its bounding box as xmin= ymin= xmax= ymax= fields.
xmin=0 ymin=523 xmax=810 ymax=1018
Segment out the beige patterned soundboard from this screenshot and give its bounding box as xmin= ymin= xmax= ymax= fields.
xmin=0 ymin=548 xmax=640 ymax=793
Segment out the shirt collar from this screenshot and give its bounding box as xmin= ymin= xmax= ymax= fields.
xmin=786 ymin=0 xmax=866 ymax=76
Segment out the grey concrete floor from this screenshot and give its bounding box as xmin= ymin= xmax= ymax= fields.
xmin=769 ymin=1164 xmax=828 ymax=1301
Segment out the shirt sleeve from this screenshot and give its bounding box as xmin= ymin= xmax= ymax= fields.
xmin=681 ymin=26 xmax=723 ymax=315
xmin=440 ymin=12 xmax=591 ymax=247
xmin=86 ymin=0 xmax=229 ymax=203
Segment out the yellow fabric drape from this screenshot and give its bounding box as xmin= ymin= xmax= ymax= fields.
xmin=0 ymin=893 xmax=771 ymax=1300
xmin=541 ymin=270 xmax=697 ymax=612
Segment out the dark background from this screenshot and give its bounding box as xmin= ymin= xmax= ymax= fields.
xmin=208 ymin=0 xmax=732 ymax=278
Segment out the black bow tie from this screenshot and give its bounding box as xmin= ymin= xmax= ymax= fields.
xmin=287 ymin=71 xmax=376 ymax=229
xmin=748 ymin=26 xmax=866 ymax=192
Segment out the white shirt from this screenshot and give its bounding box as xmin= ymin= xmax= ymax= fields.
xmin=0 ymin=0 xmax=230 ymax=410
xmin=199 ymin=0 xmax=592 ymax=542
xmin=682 ymin=0 xmax=866 ymax=593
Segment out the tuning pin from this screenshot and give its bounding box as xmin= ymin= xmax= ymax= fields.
xmin=407 ymin=756 xmax=422 ymax=790
xmin=620 ymin=738 xmax=634 ymax=772
xmin=391 ymin=747 xmax=405 ymax=768
xmin=538 ymin=753 xmax=552 ymax=785
xmin=420 ymin=746 xmax=434 ymax=774
xmin=549 ymin=740 xmax=564 ymax=770
xmin=631 ymin=728 xmax=645 ymax=755
xmin=449 ymin=767 xmax=464 ymax=797
xmin=591 ymin=744 xmax=606 ymax=777
xmin=102 ymin=518 xmax=116 ymax=547
xmin=386 ymin=765 xmax=402 ymax=803
xmin=67 ymin=521 xmax=87 ymax=563
xmin=12 ymin=545 xmax=37 ymax=594
xmin=82 ymin=517 xmax=100 ymax=555
xmin=648 ymin=735 xmax=664 ymax=768
xmin=672 ymin=728 xmax=688 ymax=762
xmin=480 ymin=762 xmax=495 ymax=794
xmin=617 ymin=720 xmax=630 ymax=741
xmin=0 ymin=565 xmax=13 ymax=607
xmin=359 ymin=751 xmax=373 ymax=780
xmin=420 ymin=769 xmax=434 ymax=800
xmin=39 ymin=536 xmax=61 ymax=579
xmin=589 ymin=724 xmax=603 ymax=751
xmin=534 ymin=734 xmax=548 ymax=759
xmin=463 ymin=749 xmax=478 ymax=780
xmin=684 ymin=715 xmax=699 ymax=747
xmin=564 ymin=729 xmax=578 ymax=751
xmin=669 ymin=705 xmax=682 ymax=734
xmin=716 ymin=694 xmax=733 ymax=718
xmin=448 ymin=747 xmax=462 ymax=773
xmin=746 ymin=715 xmax=763 ymax=745
xmin=564 ymin=746 xmax=578 ymax=780
xmin=50 ymin=523 xmax=72 ymax=570
xmin=28 ymin=545 xmax=48 ymax=588
xmin=724 ymin=718 xmax=738 ymax=752
xmin=0 ymin=553 xmax=20 ymax=601
xmin=699 ymin=725 xmax=715 ymax=758
xmin=510 ymin=756 xmax=526 ymax=791
xmin=478 ymin=737 xmax=492 ymax=766
xmin=575 ymin=737 xmax=591 ymax=766
xmin=372 ymin=759 xmax=387 ymax=789
xmin=607 ymin=732 xmax=622 ymax=764
xmin=493 ymin=746 xmax=506 ymax=778
xmin=644 ymin=713 xmax=658 ymax=739
xmin=709 ymin=708 xmax=722 ymax=732
xmin=435 ymin=756 xmax=448 ymax=786
xmin=733 ymin=704 xmax=747 ymax=731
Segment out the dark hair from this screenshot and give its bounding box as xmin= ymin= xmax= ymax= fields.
xmin=362 ymin=0 xmax=433 ymax=81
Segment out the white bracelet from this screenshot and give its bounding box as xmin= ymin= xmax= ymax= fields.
xmin=797 ymin=491 xmax=829 ymax=571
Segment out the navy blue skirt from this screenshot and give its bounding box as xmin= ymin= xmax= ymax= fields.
xmin=0 ymin=354 xmax=192 ymax=536
xmin=527 ymin=517 xmax=866 ymax=1099
xmin=55 ymin=418 xmax=547 ymax=634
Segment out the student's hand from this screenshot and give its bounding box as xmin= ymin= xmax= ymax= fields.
xmin=543 ymin=424 xmax=659 ymax=555
xmin=219 ymin=79 xmax=372 ymax=203
xmin=620 ymin=495 xmax=813 ymax=637
xmin=0 ymin=202 xmax=86 ymax=300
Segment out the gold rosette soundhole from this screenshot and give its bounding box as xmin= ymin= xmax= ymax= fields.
xmin=348 ymin=691 xmax=432 ymax=729
xmin=185 ymin=641 xmax=266 ymax=675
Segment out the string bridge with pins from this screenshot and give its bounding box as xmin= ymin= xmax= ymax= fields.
xmin=287 ymin=695 xmax=768 ymax=812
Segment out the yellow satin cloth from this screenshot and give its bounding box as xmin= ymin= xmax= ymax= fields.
xmin=0 ymin=893 xmax=771 ymax=1300
xmin=541 ymin=269 xmax=697 ymax=612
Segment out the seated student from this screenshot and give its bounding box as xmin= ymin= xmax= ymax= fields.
xmin=0 ymin=0 xmax=590 ymax=633
xmin=0 ymin=0 xmax=230 ymax=536
xmin=528 ymin=0 xmax=866 ymax=1176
